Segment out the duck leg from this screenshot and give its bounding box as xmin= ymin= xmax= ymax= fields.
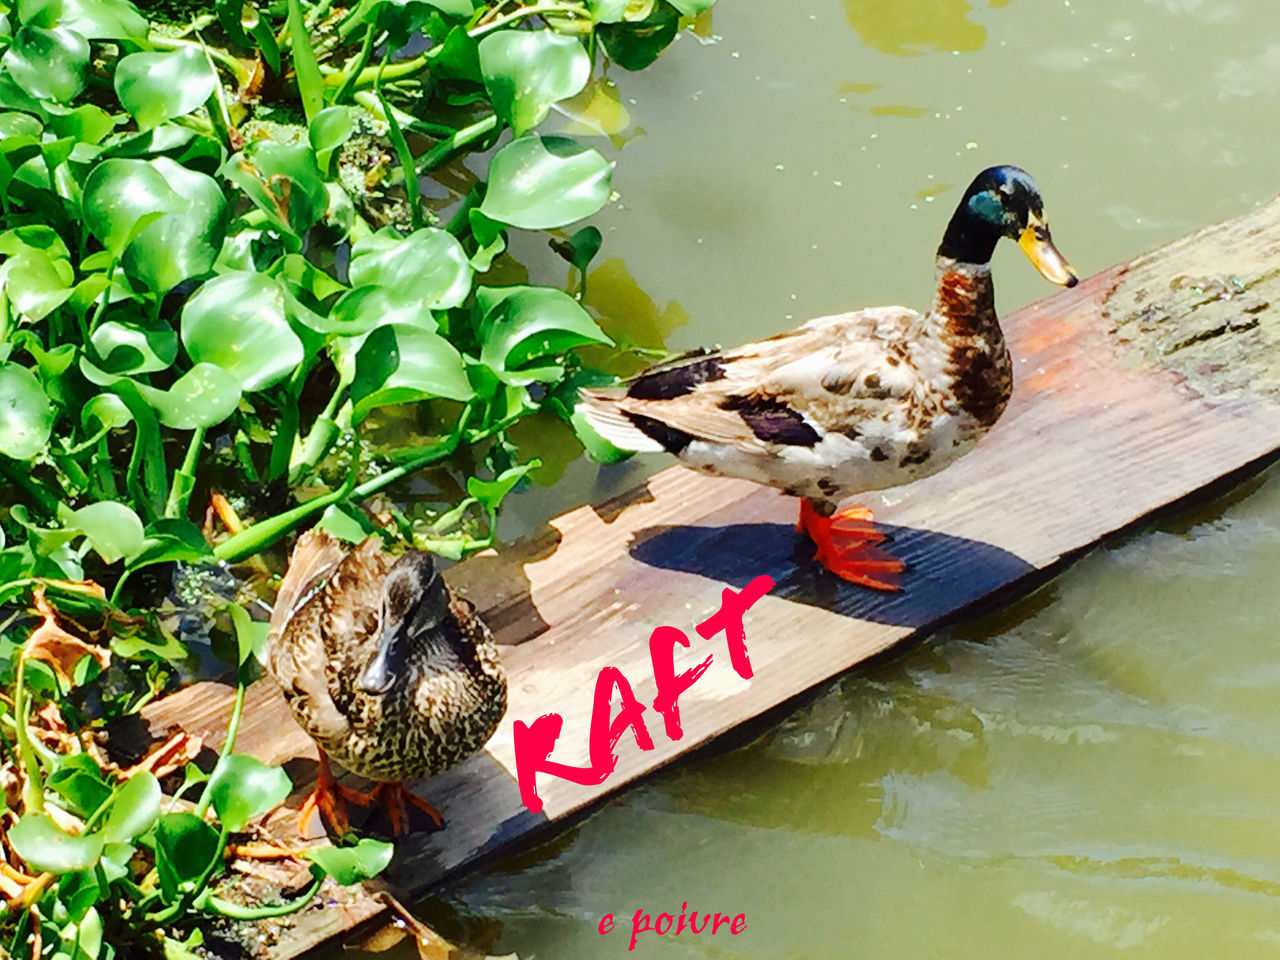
xmin=297 ymin=750 xmax=378 ymax=836
xmin=368 ymin=781 xmax=445 ymax=835
xmin=797 ymin=499 xmax=904 ymax=591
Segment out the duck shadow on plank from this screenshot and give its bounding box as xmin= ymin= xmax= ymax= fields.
xmin=629 ymin=521 xmax=1036 ymax=629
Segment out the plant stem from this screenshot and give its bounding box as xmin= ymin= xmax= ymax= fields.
xmin=331 ymin=17 xmax=378 ymax=105
xmin=205 ymin=878 xmax=322 ymax=919
xmin=13 ymin=656 xmax=44 ymax=814
xmin=469 ymin=1 xmax=589 ymax=37
xmin=323 ymin=50 xmax=431 ymax=89
xmin=164 ymin=427 xmax=206 ymax=519
xmin=192 ymin=674 xmax=247 ymax=821
xmin=417 ymin=114 xmax=499 ymax=173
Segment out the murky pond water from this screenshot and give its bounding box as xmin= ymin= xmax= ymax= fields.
xmin=349 ymin=1 xmax=1280 ymax=957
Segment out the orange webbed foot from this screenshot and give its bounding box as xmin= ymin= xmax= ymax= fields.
xmin=298 ymin=751 xmax=378 ymax=837
xmin=369 ymin=781 xmax=445 ymax=835
xmin=798 ymin=500 xmax=905 ymax=591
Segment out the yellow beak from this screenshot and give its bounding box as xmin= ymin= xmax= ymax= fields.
xmin=1018 ymin=216 xmax=1078 ymax=287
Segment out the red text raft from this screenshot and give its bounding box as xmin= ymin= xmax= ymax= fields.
xmin=599 ymin=905 xmax=747 ymax=951
xmin=512 ymin=574 xmax=775 ymax=813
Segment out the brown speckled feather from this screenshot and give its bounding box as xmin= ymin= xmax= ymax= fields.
xmin=265 ymin=533 xmax=506 ymax=783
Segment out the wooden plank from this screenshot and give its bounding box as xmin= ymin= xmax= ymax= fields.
xmin=141 ymin=196 xmax=1280 ymax=956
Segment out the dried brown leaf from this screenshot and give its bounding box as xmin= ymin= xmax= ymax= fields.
xmin=24 ymin=587 xmax=110 ymax=685
xmin=122 ymin=731 xmax=203 ymax=780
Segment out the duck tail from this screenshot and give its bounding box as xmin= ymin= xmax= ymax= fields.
xmin=577 ymin=387 xmax=666 ymax=453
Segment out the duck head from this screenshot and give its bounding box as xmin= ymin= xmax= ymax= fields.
xmin=357 ymin=551 xmax=449 ymax=695
xmin=938 ymin=165 xmax=1078 ymax=287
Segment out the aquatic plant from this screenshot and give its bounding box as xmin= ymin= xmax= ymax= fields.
xmin=0 ymin=0 xmax=714 ymax=953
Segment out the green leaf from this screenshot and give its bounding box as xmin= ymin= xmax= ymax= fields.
xmin=589 ymin=0 xmax=631 ymax=22
xmin=479 ymin=30 xmax=590 ymax=136
xmin=348 ymin=227 xmax=473 ymax=310
xmin=467 ymin=461 xmax=537 ymax=512
xmin=57 ymin=870 xmax=102 ymax=922
xmin=3 ymin=25 xmax=89 ymax=102
xmin=351 ymin=322 xmax=475 ymax=422
xmin=207 ymin=755 xmax=291 ymax=832
xmin=82 ymin=393 xmax=132 ymax=430
xmin=115 ymin=47 xmax=218 ymax=130
xmin=44 ymin=102 xmax=116 ymax=144
xmin=9 ymin=813 xmax=104 ymax=874
xmin=571 ymin=403 xmax=630 ymax=463
xmin=136 ymin=363 xmax=243 ymax=429
xmin=129 ymin=518 xmax=214 ymax=569
xmin=0 ymin=247 xmax=74 ymax=320
xmin=70 ymin=501 xmax=145 ymax=564
xmin=327 ymin=285 xmax=437 ymax=335
xmin=306 ymin=837 xmax=393 ymax=885
xmin=221 ymin=142 xmax=328 ymax=236
xmin=0 ymin=361 xmax=53 ymax=459
xmin=25 ymin=0 xmax=148 ymax=39
xmin=82 ymin=158 xmax=183 ymax=257
xmin=90 ymin=318 xmax=177 ymax=376
xmin=122 ymin=158 xmax=227 ymax=294
xmin=468 ymin=208 xmax=506 ymax=271
xmin=181 ymin=272 xmax=303 ymax=392
xmin=480 ymin=135 xmax=613 ymax=230
xmin=48 ymin=755 xmax=112 ymax=819
xmin=478 ymin=285 xmax=612 ymax=384
xmin=286 ymin=0 xmax=323 ymax=123
xmin=154 ymin=812 xmax=220 ymax=903
xmin=665 ymin=0 xmax=714 ymax=14
xmin=308 ymin=106 xmax=353 ymax=175
xmin=102 ymin=771 xmax=160 ymax=843
xmin=316 ymin=502 xmax=376 ymax=543
xmin=598 ymin=1 xmax=680 ymax=70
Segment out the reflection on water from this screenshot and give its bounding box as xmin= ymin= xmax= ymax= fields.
xmin=843 ymin=0 xmax=989 ymax=56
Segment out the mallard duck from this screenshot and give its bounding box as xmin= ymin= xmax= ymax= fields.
xmin=265 ymin=530 xmax=506 ymax=835
xmin=581 ymin=165 xmax=1077 ymax=589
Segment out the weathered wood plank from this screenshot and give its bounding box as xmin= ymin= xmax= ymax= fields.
xmin=143 ymin=196 xmax=1280 ymax=957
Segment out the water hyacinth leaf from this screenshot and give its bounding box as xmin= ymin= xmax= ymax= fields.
xmin=221 ymin=142 xmax=328 ymax=236
xmin=71 ymin=501 xmax=145 ymax=564
xmin=116 ymin=47 xmax=218 ymax=130
xmin=468 ymin=208 xmax=506 ymax=272
xmin=589 ymin=0 xmax=631 ymax=22
xmin=479 ymin=30 xmax=590 ymax=136
xmin=154 ymin=812 xmax=220 ymax=902
xmin=90 ymin=319 xmax=178 ymax=375
xmin=9 ymin=813 xmax=104 ymax=874
xmin=0 ymin=224 xmax=68 ymax=260
xmin=429 ymin=24 xmax=483 ymax=83
xmin=82 ymin=392 xmax=132 ymax=430
xmin=665 ymin=0 xmax=714 ymax=13
xmin=0 ymin=361 xmax=53 ymax=459
xmin=480 ymin=136 xmax=613 ymax=230
xmin=328 ymin=285 xmax=437 ymax=336
xmin=44 ymin=102 xmax=115 ymax=144
xmin=3 ymin=25 xmax=89 ymax=102
xmin=136 ymin=362 xmax=242 ymax=429
xmin=207 ymin=754 xmax=291 ymax=831
xmin=47 ymin=756 xmax=112 ymax=819
xmin=102 ymin=771 xmax=160 ymax=843
xmin=316 ymin=502 xmax=376 ymax=543
xmin=478 ymin=285 xmax=612 ymax=383
xmin=123 ymin=158 xmax=227 ymax=293
xmin=571 ymin=403 xmax=631 ymax=463
xmin=309 ymin=106 xmax=353 ymax=174
xmin=57 ymin=870 xmax=102 ymax=922
xmin=348 ymin=227 xmax=473 ymax=310
xmin=0 ymin=248 xmax=74 ymax=320
xmin=24 ymin=0 xmax=149 ymax=38
xmin=83 ymin=159 xmax=183 ymax=256
xmin=467 ymin=461 xmax=537 ymax=512
xmin=129 ymin=518 xmax=214 ymax=568
xmin=306 ymin=837 xmax=394 ymax=885
xmin=181 ymin=272 xmax=302 ymax=391
xmin=598 ymin=1 xmax=680 ymax=71
xmin=351 ymin=323 xmax=474 ymax=422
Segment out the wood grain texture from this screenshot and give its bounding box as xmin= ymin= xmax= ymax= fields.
xmin=141 ymin=196 xmax=1280 ymax=957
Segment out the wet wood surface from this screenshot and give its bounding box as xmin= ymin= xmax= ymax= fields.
xmin=141 ymin=196 xmax=1280 ymax=957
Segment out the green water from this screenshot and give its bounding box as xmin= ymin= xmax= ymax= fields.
xmin=375 ymin=1 xmax=1280 ymax=956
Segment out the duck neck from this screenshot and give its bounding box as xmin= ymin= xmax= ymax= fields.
xmin=925 ymin=254 xmax=1012 ymax=428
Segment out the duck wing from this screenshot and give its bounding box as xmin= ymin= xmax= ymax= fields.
xmin=581 ymin=307 xmax=925 ymax=454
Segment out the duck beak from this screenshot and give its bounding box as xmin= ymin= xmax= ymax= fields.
xmin=357 ymin=621 xmax=400 ymax=695
xmin=1018 ymin=215 xmax=1078 ymax=287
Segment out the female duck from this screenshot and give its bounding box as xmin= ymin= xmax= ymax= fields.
xmin=266 ymin=530 xmax=506 ymax=835
xmin=581 ymin=165 xmax=1077 ymax=589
